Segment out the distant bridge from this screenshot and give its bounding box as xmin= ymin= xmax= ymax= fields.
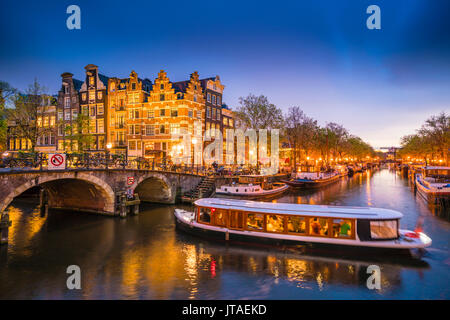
xmin=0 ymin=168 xmax=203 ymax=215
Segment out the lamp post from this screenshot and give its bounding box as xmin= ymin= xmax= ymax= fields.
xmin=106 ymin=143 xmax=112 ymax=169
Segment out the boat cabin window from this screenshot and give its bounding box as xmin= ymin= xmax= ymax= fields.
xmin=214 ymin=210 xmax=227 ymax=227
xmin=332 ymin=219 xmax=353 ymax=238
xmin=198 ymin=207 xmax=212 ymax=224
xmin=287 ymin=216 xmax=306 ymax=234
xmin=266 ymin=214 xmax=284 ymax=233
xmin=370 ymin=220 xmax=398 ymax=239
xmin=246 ymin=213 xmax=264 ymax=231
xmin=309 ymin=218 xmax=328 ymax=236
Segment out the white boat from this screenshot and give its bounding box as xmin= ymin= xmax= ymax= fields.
xmin=215 ymin=175 xmax=288 ymax=198
xmin=415 ymin=166 xmax=450 ymax=205
xmin=174 ymin=198 xmax=432 ymax=257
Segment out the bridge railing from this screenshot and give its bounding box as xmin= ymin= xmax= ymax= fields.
xmin=0 ymin=152 xmax=213 ymax=176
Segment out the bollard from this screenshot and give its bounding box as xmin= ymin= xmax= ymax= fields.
xmin=0 ymin=213 xmax=12 ymax=245
xmin=39 ymin=188 xmax=48 ymax=216
xmin=120 ymin=194 xmax=127 ymax=218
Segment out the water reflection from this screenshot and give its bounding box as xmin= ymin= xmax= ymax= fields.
xmin=0 ymin=169 xmax=449 ymax=299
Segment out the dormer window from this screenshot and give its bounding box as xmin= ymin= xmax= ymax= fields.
xmin=132 ymin=83 xmax=136 ymax=90
xmin=89 ymin=77 xmax=94 ymax=86
xmin=194 ymin=85 xmax=197 ymax=90
xmin=160 ymin=94 xmax=165 ymax=101
xmin=110 ymin=83 xmax=115 ymax=92
xmin=160 ymin=84 xmax=164 ymax=90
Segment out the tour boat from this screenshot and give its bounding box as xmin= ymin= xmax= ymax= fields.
xmin=215 ymin=175 xmax=289 ymax=199
xmin=281 ymin=170 xmax=341 ymax=188
xmin=415 ymin=166 xmax=450 ymax=205
xmin=174 ymin=198 xmax=432 ymax=257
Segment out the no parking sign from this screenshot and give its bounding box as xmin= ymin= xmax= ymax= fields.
xmin=48 ymin=153 xmax=66 ymax=170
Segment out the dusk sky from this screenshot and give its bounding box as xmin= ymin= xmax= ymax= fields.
xmin=1 ymin=0 xmax=449 ymax=148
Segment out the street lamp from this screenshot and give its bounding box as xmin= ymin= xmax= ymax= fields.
xmin=106 ymin=143 xmax=112 ymax=169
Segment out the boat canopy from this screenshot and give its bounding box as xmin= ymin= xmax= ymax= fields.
xmin=194 ymin=198 xmax=403 ymax=220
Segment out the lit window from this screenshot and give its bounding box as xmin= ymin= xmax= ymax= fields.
xmin=287 ymin=216 xmax=306 ymax=234
xmin=247 ymin=213 xmax=264 ymax=231
xmin=97 ymin=119 xmax=104 ymax=133
xmin=370 ymin=220 xmax=398 ymax=239
xmin=267 ymin=215 xmax=284 ymax=233
xmin=332 ymin=219 xmax=353 ymax=238
xmin=198 ymin=207 xmax=211 ymax=224
xmin=309 ymin=218 xmax=328 ymax=236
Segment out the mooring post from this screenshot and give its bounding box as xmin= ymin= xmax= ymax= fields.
xmin=120 ymin=194 xmax=127 ymax=218
xmin=39 ymin=188 xmax=48 ymax=217
xmin=133 ymin=193 xmax=140 ymax=215
xmin=0 ymin=213 xmax=12 ymax=245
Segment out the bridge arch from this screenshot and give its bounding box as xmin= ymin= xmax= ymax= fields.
xmin=133 ymin=172 xmax=175 ymax=204
xmin=1 ymin=172 xmax=115 ymax=214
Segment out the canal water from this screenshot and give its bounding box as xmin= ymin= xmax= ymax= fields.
xmin=1 ymin=169 xmax=449 ymax=299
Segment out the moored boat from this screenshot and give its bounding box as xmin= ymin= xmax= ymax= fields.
xmin=282 ymin=170 xmax=341 ymax=188
xmin=415 ymin=166 xmax=450 ymax=206
xmin=215 ymin=175 xmax=289 ymax=199
xmin=174 ymin=198 xmax=432 ymax=257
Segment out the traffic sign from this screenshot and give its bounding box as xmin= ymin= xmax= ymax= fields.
xmin=127 ymin=176 xmax=135 ymax=185
xmin=48 ymin=153 xmax=66 ymax=170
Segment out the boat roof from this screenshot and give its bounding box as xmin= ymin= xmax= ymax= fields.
xmin=424 ymin=166 xmax=450 ymax=170
xmin=194 ymin=198 xmax=403 ymax=220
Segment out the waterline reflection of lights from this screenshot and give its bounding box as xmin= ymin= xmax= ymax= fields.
xmin=7 ymin=205 xmax=47 ymax=255
xmin=182 ymin=244 xmax=199 ymax=299
xmin=366 ymin=172 xmax=372 ymax=206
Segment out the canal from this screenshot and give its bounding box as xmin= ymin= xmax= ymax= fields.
xmin=1 ymin=169 xmax=449 ymax=299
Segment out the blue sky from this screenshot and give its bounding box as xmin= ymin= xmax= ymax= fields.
xmin=1 ymin=0 xmax=449 ymax=148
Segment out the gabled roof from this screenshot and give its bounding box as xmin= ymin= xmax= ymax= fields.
xmin=98 ymin=73 xmax=110 ymax=86
xmin=171 ymin=80 xmax=189 ymax=93
xmin=199 ymin=77 xmax=215 ymax=90
xmin=73 ymin=79 xmax=83 ymax=92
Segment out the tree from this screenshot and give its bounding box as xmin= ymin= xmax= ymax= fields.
xmin=418 ymin=112 xmax=449 ymax=165
xmin=0 ymin=81 xmax=17 ymax=151
xmin=60 ymin=112 xmax=94 ymax=152
xmin=284 ymin=106 xmax=318 ymax=170
xmin=234 ymin=94 xmax=283 ymax=130
xmin=399 ymin=112 xmax=449 ymax=165
xmin=6 ymin=79 xmax=53 ymax=152
xmin=325 ymin=122 xmax=349 ymax=160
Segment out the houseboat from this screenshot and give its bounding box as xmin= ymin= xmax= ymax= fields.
xmin=215 ymin=175 xmax=288 ymax=199
xmin=415 ymin=166 xmax=450 ymax=205
xmin=335 ymin=165 xmax=349 ymax=177
xmin=282 ymin=170 xmax=341 ymax=188
xmin=174 ymin=198 xmax=432 ymax=256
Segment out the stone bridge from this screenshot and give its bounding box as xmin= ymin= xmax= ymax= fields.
xmin=0 ymin=169 xmax=204 ymax=215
